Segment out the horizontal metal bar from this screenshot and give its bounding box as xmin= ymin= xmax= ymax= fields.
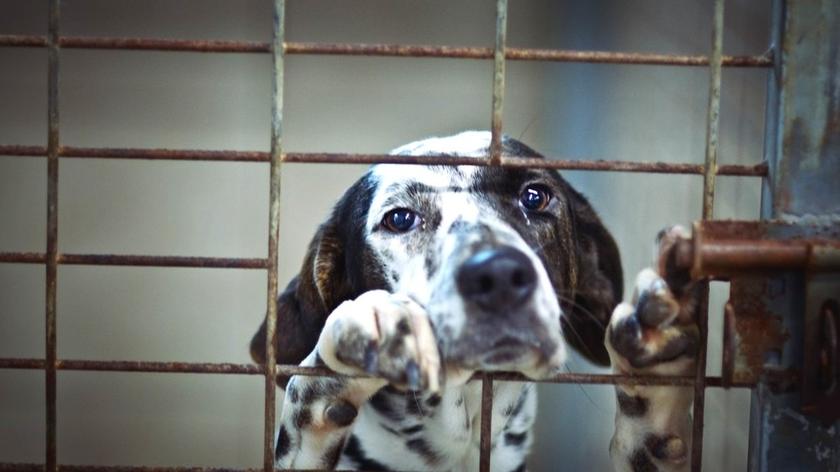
xmin=0 ymin=253 xmax=267 ymax=269
xmin=0 ymin=464 xmax=316 ymax=472
xmin=0 ymin=358 xmax=750 ymax=387
xmin=61 ymin=146 xmax=270 ymax=162
xmin=0 ymin=34 xmax=772 ymax=67
xmin=0 ymin=145 xmax=769 ymax=176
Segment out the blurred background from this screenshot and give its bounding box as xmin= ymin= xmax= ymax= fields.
xmin=0 ymin=0 xmax=769 ymax=469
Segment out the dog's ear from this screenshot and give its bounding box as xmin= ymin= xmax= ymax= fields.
xmin=249 ymin=221 xmax=350 ymax=376
xmin=249 ymin=175 xmax=376 ymax=385
xmin=559 ymin=184 xmax=623 ymax=367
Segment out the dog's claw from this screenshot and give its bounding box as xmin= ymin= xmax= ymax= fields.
xmin=363 ymin=341 xmax=379 ymax=373
xmin=406 ymin=359 xmax=421 ymax=390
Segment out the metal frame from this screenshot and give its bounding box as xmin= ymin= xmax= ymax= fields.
xmin=0 ymin=0 xmax=773 ymax=470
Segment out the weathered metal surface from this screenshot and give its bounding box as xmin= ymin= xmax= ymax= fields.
xmin=728 ymin=277 xmax=790 ymax=385
xmin=263 ymin=1 xmax=286 ymax=469
xmin=488 ymin=0 xmax=508 ymax=168
xmin=801 ymin=282 xmax=840 ymax=423
xmin=0 ymin=253 xmax=268 ymax=269
xmin=689 ymin=0 xmax=725 ymax=468
xmin=770 ymin=0 xmax=840 ymax=220
xmin=0 ymin=34 xmax=773 ymax=67
xmin=45 ymin=1 xmax=60 ymax=469
xmin=0 ymin=356 xmax=750 ymax=387
xmin=0 ymin=145 xmax=770 ymax=175
xmin=0 ymin=464 xmax=327 ymax=472
xmin=679 ymin=220 xmax=840 ymax=278
xmin=748 ymin=0 xmax=840 ymax=469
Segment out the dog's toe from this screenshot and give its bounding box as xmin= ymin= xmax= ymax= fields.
xmin=318 ymin=290 xmax=442 ymax=392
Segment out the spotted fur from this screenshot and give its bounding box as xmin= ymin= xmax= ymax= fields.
xmin=250 ymin=132 xmax=699 ymax=471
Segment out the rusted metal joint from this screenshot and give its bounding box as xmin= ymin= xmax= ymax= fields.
xmin=675 ymin=220 xmax=840 ymax=423
xmin=675 ymin=221 xmax=840 ymax=279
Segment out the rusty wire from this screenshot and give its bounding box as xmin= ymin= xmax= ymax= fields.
xmin=0 ymin=33 xmax=774 ymax=67
xmin=0 ymin=145 xmax=769 ymax=176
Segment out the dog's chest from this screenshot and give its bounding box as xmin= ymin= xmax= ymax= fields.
xmin=339 ymin=382 xmax=535 ymax=471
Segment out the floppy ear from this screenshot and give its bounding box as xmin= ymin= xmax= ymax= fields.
xmin=249 ymin=175 xmax=377 ymax=385
xmin=249 ymin=221 xmax=350 ymax=375
xmin=559 ymin=184 xmax=623 ymax=367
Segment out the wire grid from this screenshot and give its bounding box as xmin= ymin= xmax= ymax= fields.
xmin=0 ymin=0 xmax=760 ymax=470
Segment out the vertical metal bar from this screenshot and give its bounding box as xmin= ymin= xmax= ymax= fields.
xmin=478 ymin=374 xmax=493 ymax=472
xmin=488 ymin=0 xmax=508 ymax=165
xmin=692 ymin=0 xmax=724 ymax=470
xmin=479 ymin=2 xmax=507 ymax=468
xmin=45 ymin=1 xmax=60 ymax=470
xmin=264 ymin=0 xmax=285 ymax=470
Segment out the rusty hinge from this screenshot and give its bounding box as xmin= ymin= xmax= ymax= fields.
xmin=674 ymin=220 xmax=840 ymax=423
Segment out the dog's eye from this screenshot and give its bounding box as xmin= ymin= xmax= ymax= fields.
xmin=382 ymin=208 xmax=420 ymax=233
xmin=520 ymin=185 xmax=552 ymax=211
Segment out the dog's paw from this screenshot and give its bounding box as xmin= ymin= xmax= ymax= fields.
xmin=607 ymin=227 xmax=700 ymax=375
xmin=317 ymin=290 xmax=442 ymax=392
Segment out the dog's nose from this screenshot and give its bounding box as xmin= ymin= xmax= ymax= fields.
xmin=456 ymin=246 xmax=537 ymax=313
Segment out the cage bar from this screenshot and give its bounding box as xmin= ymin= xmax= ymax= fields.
xmin=0 ymin=145 xmax=769 ymax=176
xmin=689 ymin=0 xmax=725 ymax=470
xmin=44 ymin=0 xmax=60 ymax=470
xmin=263 ymin=0 xmax=286 ymax=469
xmin=0 ymin=358 xmax=750 ymax=388
xmin=0 ymin=33 xmax=773 ymax=68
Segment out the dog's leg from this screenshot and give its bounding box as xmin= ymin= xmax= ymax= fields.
xmin=276 ymin=290 xmax=441 ymax=469
xmin=605 ymin=227 xmax=700 ymax=472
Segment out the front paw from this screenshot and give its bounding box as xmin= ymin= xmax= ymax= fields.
xmin=607 ymin=269 xmax=699 ymax=375
xmin=318 ymin=290 xmax=442 ymax=392
xmin=606 ymin=225 xmax=700 ymax=376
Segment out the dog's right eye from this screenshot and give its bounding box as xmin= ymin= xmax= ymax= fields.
xmin=382 ymin=208 xmax=420 ymax=233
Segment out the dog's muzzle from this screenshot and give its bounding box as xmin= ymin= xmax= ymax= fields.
xmin=456 ymin=246 xmax=537 ymax=314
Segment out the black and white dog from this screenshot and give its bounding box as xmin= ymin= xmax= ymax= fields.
xmin=250 ymin=131 xmax=699 ymax=471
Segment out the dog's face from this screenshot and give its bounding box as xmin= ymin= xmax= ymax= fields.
xmin=366 ymin=161 xmax=571 ymax=376
xmin=251 ymin=132 xmax=623 ymax=380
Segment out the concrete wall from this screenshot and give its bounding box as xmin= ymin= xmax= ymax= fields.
xmin=0 ymin=0 xmax=769 ymax=469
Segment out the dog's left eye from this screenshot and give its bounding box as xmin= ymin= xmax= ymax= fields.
xmin=382 ymin=208 xmax=421 ymax=233
xmin=520 ymin=185 xmax=552 ymax=211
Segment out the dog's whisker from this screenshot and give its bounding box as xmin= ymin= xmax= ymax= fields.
xmin=557 ymin=294 xmax=606 ymax=330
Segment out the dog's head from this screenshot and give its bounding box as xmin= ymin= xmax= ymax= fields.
xmin=251 ymin=131 xmax=622 ymax=380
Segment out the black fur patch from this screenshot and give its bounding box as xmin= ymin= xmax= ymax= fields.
xmin=406 ymin=437 xmax=440 ymax=465
xmin=630 ymin=448 xmax=658 ymax=472
xmin=405 ymin=394 xmax=427 ymax=416
xmin=293 ymin=408 xmax=312 ymax=428
xmin=401 ymin=424 xmax=424 ymax=435
xmin=275 ymin=425 xmax=290 ymax=460
xmin=644 ymin=434 xmax=684 ymax=461
xmin=426 ymin=394 xmax=442 ymax=407
xmin=504 ymin=431 xmax=528 ymax=447
xmin=344 ymin=435 xmax=394 ymax=471
xmin=287 ymin=384 xmax=299 ymax=403
xmin=322 ymin=436 xmax=346 ymax=469
xmin=617 ymin=390 xmax=649 ymax=417
xmin=369 ymin=390 xmax=402 ymax=422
